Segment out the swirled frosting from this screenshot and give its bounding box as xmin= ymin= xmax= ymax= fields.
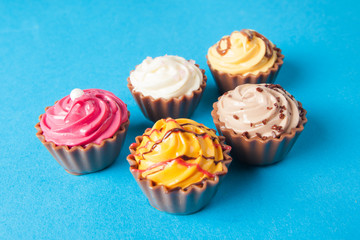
xmin=217 ymin=84 xmax=302 ymax=139
xmin=129 ymin=55 xmax=203 ymax=99
xmin=207 ymin=29 xmax=278 ymax=75
xmin=40 ymin=89 xmax=128 ymax=147
xmin=131 ymin=118 xmax=226 ymax=189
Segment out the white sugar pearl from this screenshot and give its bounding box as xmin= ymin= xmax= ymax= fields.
xmin=70 ymin=88 xmax=84 ymax=101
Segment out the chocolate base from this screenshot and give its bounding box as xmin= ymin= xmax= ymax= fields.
xmin=127 ymin=64 xmax=207 ymax=122
xmin=35 ymin=111 xmax=130 ymax=175
xmin=211 ymin=101 xmax=307 ymax=166
xmin=207 ymin=47 xmax=284 ymax=94
xmin=127 ymin=135 xmax=232 ymax=214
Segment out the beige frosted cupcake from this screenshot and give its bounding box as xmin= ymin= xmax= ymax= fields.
xmin=207 ymin=29 xmax=284 ymax=94
xmin=127 ymin=55 xmax=207 ymax=122
xmin=212 ymin=84 xmax=307 ymax=166
xmin=127 ymin=118 xmax=232 ymax=214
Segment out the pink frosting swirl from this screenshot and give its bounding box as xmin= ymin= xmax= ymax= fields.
xmin=40 ymin=89 xmax=128 ymax=147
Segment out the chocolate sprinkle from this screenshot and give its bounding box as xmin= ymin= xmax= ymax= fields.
xmin=272 ymin=125 xmax=283 ymax=132
xmin=279 ymin=113 xmax=285 ymax=119
xmin=256 ymin=133 xmax=267 ymax=140
xmin=256 ymin=87 xmax=263 ymax=92
xmin=265 ymin=84 xmax=285 ymax=91
xmin=233 ymin=115 xmax=239 ymax=120
xmin=242 ymin=131 xmax=250 ymax=138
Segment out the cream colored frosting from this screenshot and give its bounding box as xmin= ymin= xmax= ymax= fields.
xmin=129 ymin=55 xmax=202 ymax=99
xmin=217 ymin=84 xmax=301 ymax=139
xmin=207 ymin=30 xmax=277 ymax=75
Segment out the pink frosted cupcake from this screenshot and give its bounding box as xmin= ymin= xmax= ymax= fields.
xmin=35 ymin=88 xmax=130 ymax=175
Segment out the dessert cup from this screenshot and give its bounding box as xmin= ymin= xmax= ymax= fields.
xmin=207 ymin=29 xmax=284 ymax=94
xmin=127 ymin=135 xmax=231 ymax=214
xmin=212 ymin=100 xmax=307 ymax=166
xmin=126 ymin=118 xmax=232 ymax=214
xmin=36 ymin=110 xmax=130 ymax=175
xmin=207 ymin=49 xmax=284 ymax=94
xmin=35 ymin=88 xmax=130 ymax=175
xmin=128 ymin=56 xmax=207 ymax=122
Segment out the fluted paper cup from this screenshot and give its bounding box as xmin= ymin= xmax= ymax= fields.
xmin=127 ymin=135 xmax=232 ymax=214
xmin=207 ymin=48 xmax=284 ymax=94
xmin=211 ymin=101 xmax=307 ymax=166
xmin=35 ymin=110 xmax=130 ymax=175
xmin=127 ymin=64 xmax=207 ymax=122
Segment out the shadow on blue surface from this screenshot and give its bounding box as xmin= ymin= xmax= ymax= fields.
xmin=276 ymin=58 xmax=303 ymax=89
xmin=289 ymin=110 xmax=327 ymax=161
xmin=126 ymin=118 xmax=153 ymax=143
xmin=213 ymin=160 xmax=260 ymax=206
xmin=195 ymin=79 xmax=220 ymax=117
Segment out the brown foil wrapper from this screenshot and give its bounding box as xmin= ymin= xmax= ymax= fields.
xmin=207 ymin=47 xmax=284 ymax=94
xmin=127 ymin=64 xmax=207 ymax=122
xmin=127 ymin=135 xmax=232 ymax=214
xmin=211 ymin=102 xmax=307 ymax=166
xmin=35 ymin=110 xmax=130 ymax=175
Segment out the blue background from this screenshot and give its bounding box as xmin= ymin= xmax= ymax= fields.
xmin=1 ymin=0 xmax=359 ymax=239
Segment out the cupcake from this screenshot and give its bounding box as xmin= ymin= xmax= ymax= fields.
xmin=127 ymin=118 xmax=232 ymax=214
xmin=127 ymin=55 xmax=207 ymax=122
xmin=207 ymin=29 xmax=284 ymax=94
xmin=212 ymin=84 xmax=307 ymax=166
xmin=35 ymin=88 xmax=130 ymax=175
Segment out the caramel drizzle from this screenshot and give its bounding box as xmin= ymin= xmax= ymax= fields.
xmin=133 ymin=157 xmax=216 ymax=178
xmin=131 ymin=120 xmax=231 ymax=189
xmin=180 ymin=122 xmax=216 ymax=133
xmin=240 ymin=29 xmax=254 ymax=41
xmin=254 ymin=31 xmax=274 ymax=58
xmin=216 ymin=36 xmax=231 ymax=56
xmin=141 ymin=128 xmax=218 ymax=155
xmin=240 ymin=29 xmax=274 ymax=58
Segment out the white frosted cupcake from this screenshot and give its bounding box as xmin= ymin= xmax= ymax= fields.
xmin=127 ymin=55 xmax=207 ymax=122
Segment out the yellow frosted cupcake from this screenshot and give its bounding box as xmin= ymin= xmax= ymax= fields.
xmin=127 ymin=118 xmax=232 ymax=214
xmin=207 ymin=29 xmax=284 ymax=94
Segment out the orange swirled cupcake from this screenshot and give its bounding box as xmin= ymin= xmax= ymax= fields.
xmin=207 ymin=29 xmax=284 ymax=94
xmin=127 ymin=118 xmax=232 ymax=214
